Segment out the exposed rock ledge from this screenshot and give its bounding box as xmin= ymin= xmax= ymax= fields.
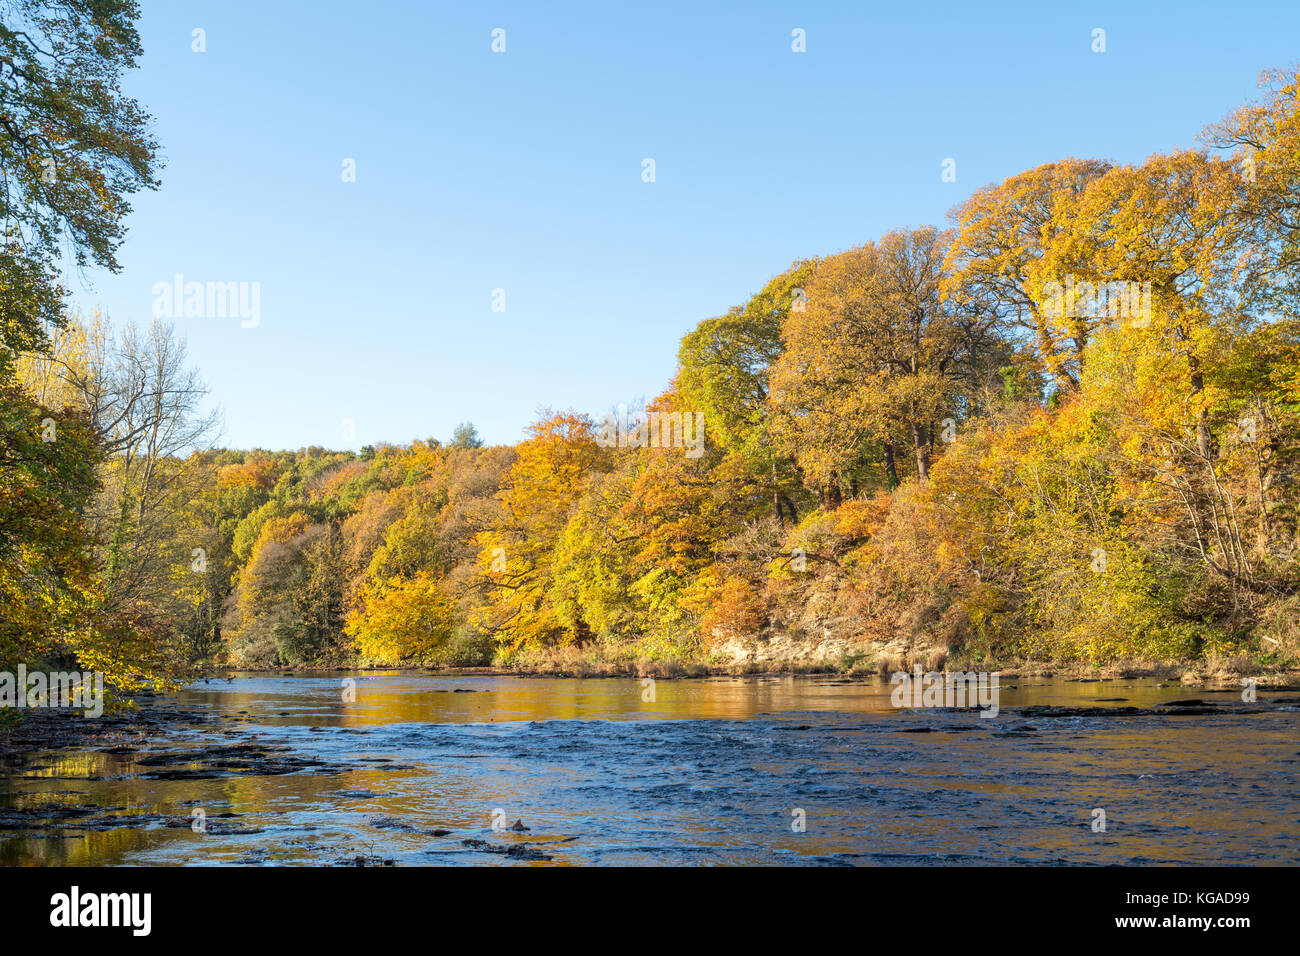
xmin=715 ymin=630 xmax=898 ymax=668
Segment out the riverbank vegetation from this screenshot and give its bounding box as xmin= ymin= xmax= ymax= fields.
xmin=3 ymin=7 xmax=1299 ymax=685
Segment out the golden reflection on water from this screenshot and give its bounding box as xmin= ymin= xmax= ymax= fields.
xmin=176 ymin=671 xmax=1226 ymax=724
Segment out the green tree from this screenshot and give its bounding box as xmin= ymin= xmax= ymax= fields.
xmin=0 ymin=0 xmax=160 ymax=367
xmin=450 ymin=422 xmax=484 ymax=449
xmin=677 ymin=260 xmax=815 ymax=523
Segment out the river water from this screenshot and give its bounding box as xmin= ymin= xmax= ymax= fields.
xmin=1 ymin=673 xmax=1297 ymax=865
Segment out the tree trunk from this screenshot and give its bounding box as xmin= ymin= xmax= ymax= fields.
xmin=911 ymin=422 xmax=930 ymax=480
xmin=771 ymin=460 xmax=784 ymax=525
xmin=883 ymin=442 xmax=899 ymax=488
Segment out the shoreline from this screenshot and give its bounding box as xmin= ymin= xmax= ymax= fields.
xmin=203 ymin=659 xmax=1300 ymax=685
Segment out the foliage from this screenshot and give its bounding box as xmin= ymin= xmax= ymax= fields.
xmin=7 ymin=42 xmax=1300 ymax=678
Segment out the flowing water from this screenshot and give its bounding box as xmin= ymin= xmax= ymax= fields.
xmin=1 ymin=673 xmax=1297 ymax=865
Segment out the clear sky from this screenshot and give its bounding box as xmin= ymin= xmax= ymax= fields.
xmin=67 ymin=0 xmax=1300 ymax=451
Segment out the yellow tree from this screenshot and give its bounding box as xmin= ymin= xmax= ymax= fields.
xmin=471 ymin=410 xmax=609 ymax=649
xmin=771 ymin=226 xmax=1005 ymax=492
xmin=1204 ymin=67 xmax=1300 ymax=306
xmin=346 ymin=571 xmax=455 ymax=663
xmin=1054 ymin=149 xmax=1284 ymax=604
xmin=944 ymin=158 xmax=1112 ymax=387
xmin=1068 ymin=150 xmax=1248 ymax=458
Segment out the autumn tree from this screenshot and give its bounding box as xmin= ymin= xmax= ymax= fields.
xmin=0 ymin=1 xmax=167 ymax=687
xmin=0 ymin=383 xmax=101 ymax=664
xmin=20 ymin=315 xmax=220 ymax=619
xmin=471 ymin=410 xmax=609 ymax=649
xmin=1205 ymin=67 xmax=1300 ymax=309
xmin=943 ymin=159 xmax=1112 ymax=388
xmin=771 ymin=227 xmax=1007 ymax=493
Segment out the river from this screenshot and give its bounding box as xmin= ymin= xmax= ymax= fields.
xmin=1 ymin=673 xmax=1296 ymax=865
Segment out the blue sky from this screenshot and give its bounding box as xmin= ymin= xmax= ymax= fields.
xmin=68 ymin=0 xmax=1300 ymax=451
